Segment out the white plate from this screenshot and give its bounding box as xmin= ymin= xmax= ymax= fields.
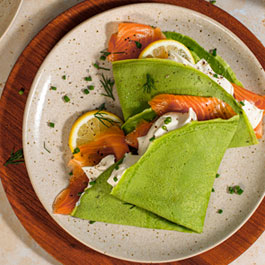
xmin=23 ymin=3 xmax=265 ymax=263
xmin=0 ymin=0 xmax=23 ymax=40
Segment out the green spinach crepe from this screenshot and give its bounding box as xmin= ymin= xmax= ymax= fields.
xmin=111 ymin=116 xmax=239 ymax=233
xmin=72 ymin=116 xmax=239 ymax=232
xmin=112 ymin=59 xmax=257 ymax=147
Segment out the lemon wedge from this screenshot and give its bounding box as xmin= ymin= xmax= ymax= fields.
xmin=139 ymin=39 xmax=195 ymax=64
xmin=69 ymin=110 xmax=123 ymax=152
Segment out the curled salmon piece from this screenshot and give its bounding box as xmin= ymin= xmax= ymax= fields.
xmin=232 ymin=84 xmax=265 ymax=139
xmin=149 ymin=94 xmax=236 ymax=120
xmin=53 ymin=127 xmax=129 ymax=214
xmin=108 ymin=23 xmax=165 ymax=61
xmin=125 ymin=121 xmax=153 ymax=149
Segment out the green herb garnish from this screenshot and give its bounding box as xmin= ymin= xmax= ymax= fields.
xmin=97 ymin=103 xmax=106 ymax=111
xmin=162 ymin=125 xmax=167 ymax=131
xmin=228 ymin=185 xmax=244 ymax=195
xmin=164 ymin=117 xmax=172 ymax=124
xmin=149 ymin=136 xmax=155 ymax=142
xmin=94 ymin=110 xmax=120 ymax=127
xmin=210 ymin=48 xmax=217 ymax=56
xmin=93 ymin=63 xmax=110 ymax=71
xmin=114 ymin=164 xmax=119 ymax=170
xmin=135 ymin=41 xmax=142 ymax=49
xmin=100 ymin=73 xmax=115 ymax=100
xmin=143 ymin=73 xmax=156 ymax=93
xmin=217 ymin=209 xmax=223 ymax=214
xmin=48 ymin=122 xmax=55 ymax=128
xmin=89 ymin=220 xmax=95 ymax=224
xmin=4 ymin=148 xmax=24 ymax=166
xmin=62 ymin=75 xmax=66 ymax=80
xmin=90 ymin=180 xmax=96 ymax=186
xmin=73 ymin=147 xmax=80 ymax=154
xmin=212 ymin=188 xmax=215 ymax=192
xmin=100 ymin=55 xmax=107 ymax=61
xmin=239 ymin=101 xmax=245 ymax=106
xmin=50 ymin=86 xmax=57 ymax=91
xmin=63 ymin=95 xmax=70 ymax=102
xmin=216 ymin=173 xmax=220 ymax=178
xmin=77 ymin=192 xmax=82 ymax=196
xmin=113 ymin=176 xmax=118 ymax=182
xmin=18 ymin=88 xmax=24 ymax=95
xmin=209 ymin=0 xmax=216 ymax=4
xmin=69 ymin=171 xmax=73 ymax=176
xmin=83 ymin=88 xmax=89 ymax=94
xmin=84 ymin=76 xmax=92 ymax=81
xmin=213 ymin=73 xmax=218 ymax=78
xmin=88 ymin=85 xmax=94 ymax=90
xmin=43 ymin=142 xmax=51 ymax=153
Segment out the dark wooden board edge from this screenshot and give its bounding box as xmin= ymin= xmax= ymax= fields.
xmin=0 ymin=1 xmax=264 ymax=265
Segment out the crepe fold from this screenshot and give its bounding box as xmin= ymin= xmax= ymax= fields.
xmin=112 ymin=59 xmax=257 ymax=147
xmin=71 ymin=163 xmax=191 ymax=232
xmin=111 ymin=116 xmax=239 ymax=233
xmin=72 ymin=116 xmax=239 ymax=233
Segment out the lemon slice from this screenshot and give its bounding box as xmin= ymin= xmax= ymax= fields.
xmin=69 ymin=110 xmax=123 ymax=152
xmin=139 ymin=39 xmax=195 ymax=64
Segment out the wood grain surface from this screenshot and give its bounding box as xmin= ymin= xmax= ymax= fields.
xmin=0 ymin=0 xmax=264 ymax=264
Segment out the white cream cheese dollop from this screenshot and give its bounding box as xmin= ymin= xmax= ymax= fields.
xmin=82 ymin=155 xmax=115 ymax=189
xmin=137 ymin=108 xmax=197 ymax=155
xmin=107 ymin=153 xmax=140 ymax=187
xmin=107 ymin=109 xmax=198 ymax=187
xmin=241 ymin=100 xmax=264 ymax=129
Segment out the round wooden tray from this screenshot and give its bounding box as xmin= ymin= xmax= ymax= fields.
xmin=0 ymin=1 xmax=264 ymax=264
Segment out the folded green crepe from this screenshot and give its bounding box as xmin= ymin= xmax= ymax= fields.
xmin=111 ymin=116 xmax=239 ymax=233
xmin=71 ymin=163 xmax=191 ymax=232
xmin=112 ymin=59 xmax=257 ymax=147
xmin=72 ymin=116 xmax=238 ymax=233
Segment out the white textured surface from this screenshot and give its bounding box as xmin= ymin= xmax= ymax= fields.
xmin=0 ymin=0 xmax=264 ymax=264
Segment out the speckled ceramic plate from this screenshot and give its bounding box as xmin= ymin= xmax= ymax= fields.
xmin=23 ymin=3 xmax=265 ymax=263
xmin=0 ymin=0 xmax=23 ymax=40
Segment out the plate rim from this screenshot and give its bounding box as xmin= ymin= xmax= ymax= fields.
xmin=0 ymin=0 xmax=23 ymax=41
xmin=0 ymin=0 xmax=264 ymax=264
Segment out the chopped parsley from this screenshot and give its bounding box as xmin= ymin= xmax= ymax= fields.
xmin=162 ymin=125 xmax=167 ymax=131
xmin=113 ymin=176 xmax=118 ymax=182
xmin=88 ymin=85 xmax=94 ymax=90
xmin=63 ymin=95 xmax=70 ymax=102
xmin=50 ymin=86 xmax=57 ymax=91
xmin=217 ymin=209 xmax=223 ymax=214
xmin=228 ymin=185 xmax=244 ymax=195
xmin=143 ymin=73 xmax=156 ymax=93
xmin=77 ymin=192 xmax=82 ymax=196
xmin=18 ymin=88 xmax=24 ymax=95
xmin=69 ymin=171 xmax=73 ymax=176
xmin=90 ymin=181 xmax=96 ymax=186
xmin=216 ymin=173 xmax=220 ymax=178
xmin=93 ymin=63 xmax=110 ymax=71
xmin=48 ymin=122 xmax=55 ymax=128
xmin=84 ymin=76 xmax=92 ymax=81
xmin=212 ymin=188 xmax=215 ymax=192
xmin=213 ymin=73 xmax=218 ymax=78
xmin=149 ymin=136 xmax=155 ymax=142
xmin=114 ymin=164 xmax=119 ymax=170
xmin=62 ymin=75 xmax=66 ymax=80
xmin=210 ymin=48 xmax=217 ymax=56
xmin=73 ymin=147 xmax=80 ymax=154
xmin=83 ymin=88 xmax=89 ymax=94
xmin=164 ymin=117 xmax=172 ymax=124
xmin=89 ymin=220 xmax=95 ymax=224
xmin=209 ymin=0 xmax=216 ymax=4
xmin=239 ymin=101 xmax=245 ymax=106
xmin=135 ymin=41 xmax=142 ymax=49
xmin=4 ymin=148 xmax=24 ymax=166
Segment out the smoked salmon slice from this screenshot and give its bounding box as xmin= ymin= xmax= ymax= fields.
xmin=53 ymin=127 xmax=129 ymax=214
xmin=149 ymin=94 xmax=236 ymax=120
xmin=125 ymin=121 xmax=153 ymax=148
xmin=108 ymin=23 xmax=165 ymax=61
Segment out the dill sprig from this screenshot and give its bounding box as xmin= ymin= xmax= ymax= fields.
xmin=93 ymin=63 xmax=110 ymax=71
xmin=143 ymin=73 xmax=156 ymax=93
xmin=99 ymin=49 xmax=125 ymax=60
xmin=4 ymin=148 xmax=24 ymax=166
xmin=43 ymin=142 xmax=51 ymax=153
xmin=94 ymin=110 xmax=120 ymax=128
xmin=100 ymin=74 xmax=115 ymax=100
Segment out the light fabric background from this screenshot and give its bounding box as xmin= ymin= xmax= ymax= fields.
xmin=0 ymin=0 xmax=264 ymax=264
